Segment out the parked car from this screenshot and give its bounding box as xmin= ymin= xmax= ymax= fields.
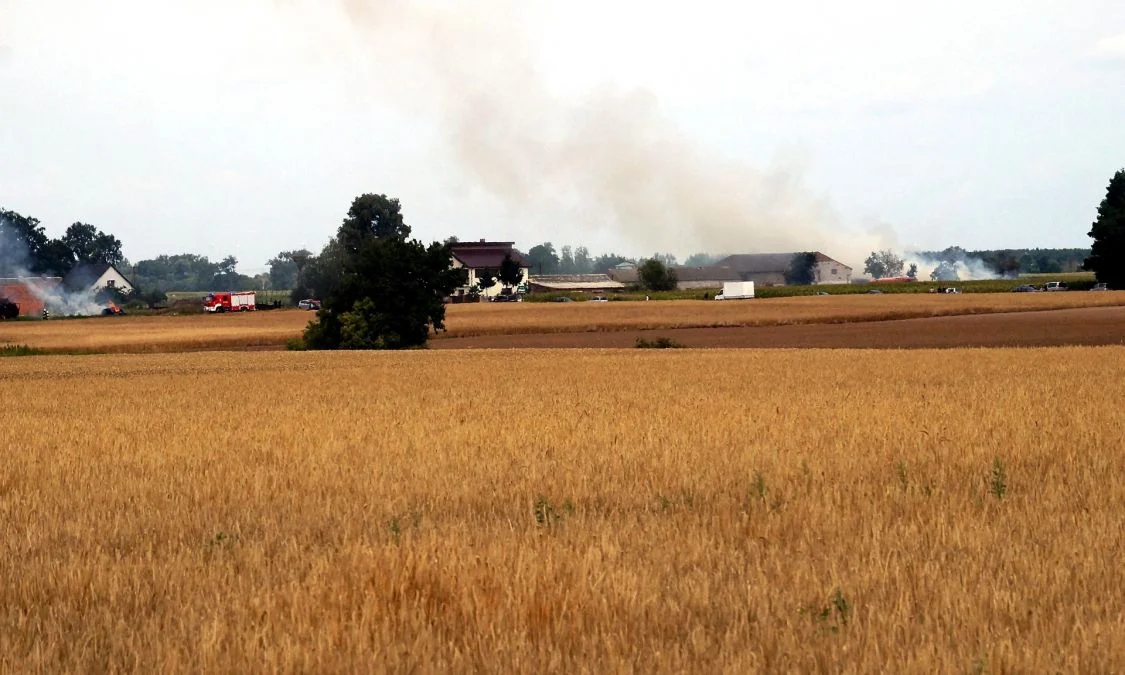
xmin=1044 ymin=281 xmax=1068 ymax=292
xmin=554 ymin=296 xmax=574 ymax=302
xmin=866 ymin=289 xmax=884 ymax=295
xmin=298 ymin=299 xmax=321 ymax=310
xmin=1011 ymin=285 xmax=1040 ymax=292
xmin=590 ymin=296 xmax=609 ymax=302
xmin=1091 ymin=283 xmax=1109 ymax=291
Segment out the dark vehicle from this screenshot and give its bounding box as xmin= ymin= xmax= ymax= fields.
xmin=491 ymin=291 xmax=522 ymax=302
xmin=1011 ymin=285 xmax=1040 ymax=292
xmin=1091 ymin=283 xmax=1109 ymax=291
xmin=0 ymin=298 xmax=19 ymax=320
xmin=298 ymin=299 xmax=321 ymax=310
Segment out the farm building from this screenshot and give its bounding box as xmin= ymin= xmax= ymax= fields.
xmin=450 ymin=240 xmax=531 ymax=300
xmin=0 ymin=277 xmax=62 ymax=317
xmin=607 ymin=252 xmax=852 ymax=288
xmin=527 ymin=274 xmax=626 ymax=294
xmin=63 ymin=263 xmax=134 ymax=295
xmin=713 ymin=253 xmax=852 ymax=286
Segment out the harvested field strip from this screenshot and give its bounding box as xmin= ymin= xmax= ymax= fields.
xmin=432 ymin=305 xmax=1125 ymax=350
xmin=2 ymin=293 xmax=1125 ymax=354
xmin=437 ymin=292 xmax=1125 ymax=338
xmin=2 ymin=348 xmax=1124 ymax=671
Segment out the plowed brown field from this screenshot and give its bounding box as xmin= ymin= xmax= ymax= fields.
xmin=433 ymin=305 xmax=1125 ymax=349
xmin=2 ymin=292 xmax=1125 ymax=353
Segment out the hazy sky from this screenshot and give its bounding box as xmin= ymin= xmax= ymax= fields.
xmin=1 ymin=0 xmax=1123 ymax=271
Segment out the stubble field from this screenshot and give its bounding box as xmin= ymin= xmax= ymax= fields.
xmin=2 ymin=292 xmax=1125 ymax=353
xmin=3 ymin=348 xmax=1124 ymax=672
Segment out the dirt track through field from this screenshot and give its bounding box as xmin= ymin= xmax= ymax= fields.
xmin=430 ymin=305 xmax=1125 ymax=349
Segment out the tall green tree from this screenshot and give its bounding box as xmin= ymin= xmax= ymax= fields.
xmin=0 ymin=208 xmax=50 ymax=274
xmin=559 ymin=245 xmax=575 ymax=273
xmin=62 ymin=222 xmax=123 ymax=266
xmin=303 ymin=194 xmax=465 ymax=350
xmin=268 ymin=249 xmax=313 ymax=290
xmin=863 ymin=249 xmax=905 ymax=279
xmin=592 ymin=253 xmax=631 ymax=274
xmin=498 ymin=253 xmax=523 ymax=289
xmin=475 ymin=269 xmax=497 ymax=294
xmin=638 ymin=258 xmax=678 ymax=291
xmin=526 ymin=242 xmax=559 ymax=274
xmin=784 ymin=252 xmax=817 ymax=285
xmin=1085 ymin=169 xmax=1125 ymax=288
xmin=930 ymin=261 xmax=960 ymax=281
xmin=573 ymin=246 xmax=592 ymax=273
xmin=339 ymin=193 xmax=411 ymax=254
xmin=684 ymin=252 xmax=721 ymax=267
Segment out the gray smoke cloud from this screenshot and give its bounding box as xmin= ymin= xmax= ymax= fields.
xmin=306 ymin=0 xmax=891 ymax=266
xmin=0 ymin=214 xmax=107 ymax=316
xmin=903 ymin=251 xmax=1000 ymax=282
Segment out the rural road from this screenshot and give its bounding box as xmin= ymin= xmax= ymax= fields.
xmin=430 ymin=305 xmax=1125 ymax=349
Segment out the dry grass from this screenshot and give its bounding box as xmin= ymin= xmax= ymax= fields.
xmin=2 ymin=292 xmax=1125 ymax=353
xmin=2 ymin=348 xmax=1124 ymax=672
xmin=0 ymin=311 xmax=311 ymax=352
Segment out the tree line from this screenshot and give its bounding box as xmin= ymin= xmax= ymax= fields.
xmin=520 ymin=243 xmax=720 ymax=275
xmin=0 ymin=208 xmax=124 ymax=277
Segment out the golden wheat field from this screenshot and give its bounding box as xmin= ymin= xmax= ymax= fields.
xmin=3 ymin=348 xmax=1125 ymax=672
xmin=3 ymin=292 xmax=1125 ymax=353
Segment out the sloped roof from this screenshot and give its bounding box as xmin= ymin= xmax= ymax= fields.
xmin=714 ymin=252 xmax=852 ymax=273
xmin=451 ymin=242 xmax=529 ymax=269
xmin=712 ymin=253 xmax=796 ymax=274
xmin=63 ymin=263 xmax=116 ymax=291
xmin=528 ymin=274 xmax=625 ymax=290
xmin=673 ymin=267 xmax=743 ymax=282
xmin=607 ymin=267 xmax=745 ymax=284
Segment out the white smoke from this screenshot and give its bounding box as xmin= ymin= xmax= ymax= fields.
xmin=0 ymin=213 xmax=110 ymax=316
xmin=289 ymin=0 xmax=895 ymax=268
xmin=903 ymin=251 xmax=1000 ymax=282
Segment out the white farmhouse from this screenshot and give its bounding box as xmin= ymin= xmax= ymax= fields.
xmin=449 ymin=240 xmax=530 ymax=300
xmin=63 ymin=263 xmax=135 ymax=295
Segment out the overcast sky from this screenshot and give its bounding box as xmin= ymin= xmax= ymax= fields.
xmin=1 ymin=0 xmax=1123 ymax=271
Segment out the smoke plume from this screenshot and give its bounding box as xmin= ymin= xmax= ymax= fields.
xmin=312 ymin=0 xmax=891 ymax=266
xmin=0 ymin=214 xmax=106 ymax=316
xmin=903 ymin=251 xmax=1000 ymax=282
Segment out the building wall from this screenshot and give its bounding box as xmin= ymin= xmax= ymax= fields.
xmin=94 ymin=268 xmax=134 ymax=293
xmin=812 ymin=262 xmax=852 ymax=285
xmin=452 ymin=261 xmax=530 ymax=299
xmin=676 ymin=280 xmax=725 ymax=290
xmin=742 ymin=272 xmax=788 ymax=287
xmin=0 ymin=281 xmax=49 ymax=317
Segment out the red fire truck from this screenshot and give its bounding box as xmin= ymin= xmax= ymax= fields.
xmin=203 ymin=291 xmax=256 ymax=313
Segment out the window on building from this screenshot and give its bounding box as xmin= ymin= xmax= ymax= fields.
xmin=107 ymin=279 xmax=115 ymax=288
xmin=830 ymin=268 xmax=837 ymax=275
